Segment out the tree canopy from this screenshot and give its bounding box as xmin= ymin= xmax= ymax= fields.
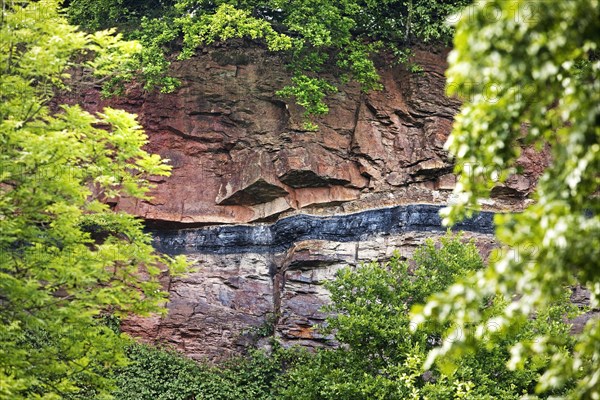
xmin=411 ymin=0 xmax=600 ymax=398
xmin=0 ymin=1 xmax=186 ymax=398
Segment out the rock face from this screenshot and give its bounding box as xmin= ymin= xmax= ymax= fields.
xmin=125 ymin=209 xmax=594 ymax=361
xmin=152 ymin=205 xmax=494 ymax=255
xmin=67 ymin=44 xmax=548 ymax=226
xmin=124 ymin=207 xmax=497 ymax=361
xmin=63 ymin=43 xmax=549 ymax=360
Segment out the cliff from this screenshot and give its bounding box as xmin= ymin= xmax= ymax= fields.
xmin=63 ymin=44 xmax=550 ymax=360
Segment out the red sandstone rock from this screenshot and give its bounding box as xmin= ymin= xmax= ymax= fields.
xmin=60 ymin=45 xmax=544 ymax=225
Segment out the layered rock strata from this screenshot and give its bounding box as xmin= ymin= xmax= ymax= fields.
xmin=62 ymin=43 xmax=550 ymax=360
xmin=152 ymin=205 xmax=494 ymax=255
xmin=123 ymin=205 xmax=496 ymax=361
xmin=64 ymin=44 xmax=548 ymax=227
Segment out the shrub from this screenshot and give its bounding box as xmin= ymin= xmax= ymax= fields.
xmin=278 ymin=233 xmax=576 ymax=399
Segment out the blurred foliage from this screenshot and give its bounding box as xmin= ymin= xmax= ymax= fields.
xmin=0 ymin=1 xmax=188 ymax=398
xmin=411 ymin=0 xmax=600 ymax=398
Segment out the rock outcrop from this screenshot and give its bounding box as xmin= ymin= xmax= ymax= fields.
xmin=66 ymin=44 xmax=549 ymax=226
xmin=124 ymin=208 xmax=496 ymax=360
xmin=63 ymin=43 xmax=549 ymax=360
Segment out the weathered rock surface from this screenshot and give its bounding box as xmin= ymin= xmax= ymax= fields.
xmin=64 ymin=44 xmax=548 ymax=226
xmin=63 ymin=43 xmax=553 ymax=360
xmin=123 ymin=212 xmax=496 ymax=360
xmin=151 ymin=205 xmax=494 ymax=255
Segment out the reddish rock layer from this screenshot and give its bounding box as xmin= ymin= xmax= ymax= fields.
xmin=63 ymin=44 xmax=549 ymax=226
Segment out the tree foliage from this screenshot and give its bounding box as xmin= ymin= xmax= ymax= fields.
xmin=66 ymin=0 xmax=175 ymax=32
xmin=411 ymin=1 xmax=600 ymax=398
xmin=279 ymin=233 xmax=575 ymax=399
xmin=0 ymin=2 xmax=187 ymax=398
xmin=113 ymin=343 xmax=293 ymax=400
xmin=66 ymin=0 xmax=470 ymax=124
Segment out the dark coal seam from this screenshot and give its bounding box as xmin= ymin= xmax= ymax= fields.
xmin=150 ymin=204 xmax=495 ymax=255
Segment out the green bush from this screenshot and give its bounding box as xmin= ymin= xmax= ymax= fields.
xmin=278 ymin=233 xmax=576 ymax=399
xmin=113 ymin=344 xmax=293 ymax=399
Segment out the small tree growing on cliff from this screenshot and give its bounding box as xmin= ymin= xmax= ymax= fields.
xmin=0 ymin=1 xmax=187 ymax=398
xmin=411 ymin=0 xmax=599 ymax=398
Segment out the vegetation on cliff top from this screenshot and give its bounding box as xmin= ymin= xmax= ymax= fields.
xmin=66 ymin=0 xmax=470 ymax=126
